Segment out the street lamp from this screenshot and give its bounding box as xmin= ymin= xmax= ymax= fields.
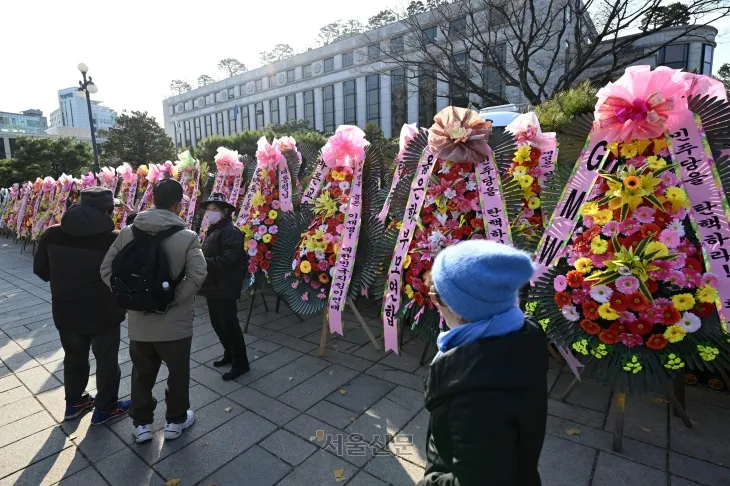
xmin=77 ymin=63 xmax=100 ymax=174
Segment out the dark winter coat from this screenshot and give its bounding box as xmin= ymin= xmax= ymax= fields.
xmin=199 ymin=216 xmax=246 ymax=299
xmin=418 ymin=319 xmax=549 ymax=486
xmin=33 ymin=204 xmax=126 ymax=333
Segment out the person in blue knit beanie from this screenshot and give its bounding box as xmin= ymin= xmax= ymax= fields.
xmin=418 ymin=239 xmax=548 ymax=486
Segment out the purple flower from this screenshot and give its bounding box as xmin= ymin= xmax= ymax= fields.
xmin=618 ymin=311 xmax=637 ymax=324
xmin=619 ymin=218 xmax=640 ymax=236
xmin=291 ymin=281 xmax=299 ymax=289
xmin=583 ymin=215 xmax=595 ymax=228
xmin=268 ymin=225 xmax=279 ymax=234
xmin=633 ymin=206 xmax=655 ymax=224
xmin=682 ymin=268 xmax=701 ymax=288
xmin=665 ymin=270 xmax=686 ymax=287
xmin=554 ymin=275 xmax=568 ymax=292
xmin=619 ymin=333 xmax=644 ymax=348
xmin=661 ymin=171 xmax=678 ymax=186
xmin=659 ymin=229 xmax=680 ymax=248
xmin=590 ymin=254 xmax=607 ymax=268
xmin=616 ymin=275 xmax=640 ymax=294
xmin=702 ymin=273 xmax=720 ymax=287
xmin=602 ymin=221 xmax=620 ymax=237
xmin=271 ymin=200 xmax=281 ymax=209
xmin=571 ymin=289 xmax=590 ymax=304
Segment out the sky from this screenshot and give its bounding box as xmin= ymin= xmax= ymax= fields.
xmin=1 ymin=0 xmax=728 ymax=127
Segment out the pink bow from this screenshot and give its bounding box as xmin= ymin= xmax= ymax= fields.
xmin=321 ymin=125 xmax=367 ymax=169
xmin=505 ymin=112 xmax=556 ymax=151
xmin=256 ymin=137 xmax=283 ymax=170
xmin=214 ymin=147 xmax=242 ymax=176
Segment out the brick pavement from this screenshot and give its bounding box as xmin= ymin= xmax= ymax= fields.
xmin=0 ymin=239 xmax=729 ymax=485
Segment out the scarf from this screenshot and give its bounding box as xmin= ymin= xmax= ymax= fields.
xmin=433 ymin=306 xmax=525 ymax=362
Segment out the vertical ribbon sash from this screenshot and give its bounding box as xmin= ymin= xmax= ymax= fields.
xmin=236 ymin=166 xmax=264 ymax=227
xmin=327 ymin=162 xmax=365 ymax=335
xmin=117 ymin=178 xmax=138 ymax=229
xmin=531 ymin=130 xmax=611 ymax=283
xmin=476 ymin=148 xmax=511 ymax=245
xmin=278 ymin=155 xmax=293 ymax=212
xmin=227 ymin=169 xmax=244 ymax=210
xmin=537 ymin=140 xmax=559 ymax=225
xmin=667 ymin=112 xmax=730 ymax=330
xmin=301 ymin=159 xmax=328 ymax=204
xmin=382 ymin=148 xmax=438 ymax=353
xmin=378 ymin=151 xmax=408 ymax=223
xmin=11 ymin=189 xmax=28 ymax=233
xmin=185 ymin=170 xmax=200 ymax=229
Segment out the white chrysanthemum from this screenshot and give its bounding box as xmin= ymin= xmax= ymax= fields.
xmin=590 ymin=284 xmax=613 ymax=304
xmin=677 ymin=312 xmax=701 ymax=333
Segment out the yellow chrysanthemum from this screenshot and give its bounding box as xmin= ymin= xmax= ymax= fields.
xmin=528 ymin=197 xmax=541 ymax=210
xmin=331 ymin=170 xmax=346 ymax=181
xmin=516 ymin=175 xmax=534 ymax=189
xmin=514 ymin=145 xmax=532 ymax=162
xmin=620 ymin=142 xmax=638 ymax=158
xmin=665 ymin=187 xmax=687 ymax=203
xmin=300 ymin=261 xmax=312 ymax=273
xmin=405 ymin=284 xmax=414 ymax=299
xmin=696 ymin=285 xmax=718 ymax=303
xmin=598 ymin=302 xmax=619 ymax=320
xmin=404 ymin=254 xmax=412 ymax=269
xmin=672 ymin=293 xmax=696 ymax=312
xmin=575 ymin=258 xmax=593 ymax=274
xmin=268 ymin=210 xmax=278 ymax=220
xmin=664 ymin=325 xmax=687 ymax=343
xmin=262 ymin=234 xmax=272 ymax=243
xmin=591 ymin=236 xmax=609 ymax=255
xmin=513 ymin=166 xmax=527 ymax=177
xmin=592 ymin=209 xmax=614 ymax=226
xmin=251 ymin=190 xmax=266 ymax=208
xmin=645 ymin=241 xmax=669 ymax=259
xmin=646 ymin=156 xmax=667 ymax=170
xmin=582 ymin=201 xmax=599 ymax=216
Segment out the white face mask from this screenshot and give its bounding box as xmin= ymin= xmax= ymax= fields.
xmin=206 ymin=210 xmax=222 ymax=225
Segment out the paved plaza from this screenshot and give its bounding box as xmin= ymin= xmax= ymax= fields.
xmin=0 ymin=240 xmax=729 ymax=485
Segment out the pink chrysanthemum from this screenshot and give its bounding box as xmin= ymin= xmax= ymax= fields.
xmin=554 ymin=275 xmax=568 ymax=292
xmin=633 ymin=206 xmax=655 ymax=224
xmin=619 ymin=218 xmax=640 ymax=236
xmin=619 ymin=333 xmax=644 ymax=348
xmin=616 ymin=275 xmax=640 ymax=294
xmin=659 ymin=229 xmax=680 ymax=249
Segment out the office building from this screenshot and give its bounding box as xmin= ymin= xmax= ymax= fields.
xmin=49 ymin=87 xmax=118 ymax=133
xmin=0 ymin=109 xmax=48 ymax=159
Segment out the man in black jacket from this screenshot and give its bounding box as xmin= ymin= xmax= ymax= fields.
xmin=419 ymin=240 xmax=548 ymax=486
xmin=34 ymin=187 xmax=130 ymax=425
xmin=199 ymin=193 xmax=248 ymax=381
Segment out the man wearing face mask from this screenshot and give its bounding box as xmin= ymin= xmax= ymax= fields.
xmin=199 ymin=193 xmax=249 ymax=381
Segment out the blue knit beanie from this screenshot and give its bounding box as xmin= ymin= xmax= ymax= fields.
xmin=431 ymin=240 xmax=534 ymax=322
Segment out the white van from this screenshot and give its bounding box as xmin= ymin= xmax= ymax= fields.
xmin=478 ymin=104 xmax=521 ymax=128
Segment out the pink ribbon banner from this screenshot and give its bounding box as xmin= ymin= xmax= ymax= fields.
xmin=327 ymin=161 xmax=365 ymax=335
xmin=118 ymin=179 xmax=138 ymax=230
xmin=236 ymin=166 xmax=263 ymax=227
xmin=667 ymin=111 xmax=730 ymax=330
xmin=538 ymin=139 xmax=559 ymax=184
xmin=531 ymin=129 xmax=612 ymax=284
xmin=182 ymin=170 xmax=200 ymax=228
xmin=278 ymin=156 xmax=293 ymax=212
xmin=301 ymin=159 xmax=328 ymax=205
xmin=476 ymin=149 xmax=512 ymax=245
xmin=378 ymin=148 xmax=409 ymax=224
xmin=12 ymin=188 xmax=29 ymax=233
xmin=382 ymin=148 xmax=438 ymax=353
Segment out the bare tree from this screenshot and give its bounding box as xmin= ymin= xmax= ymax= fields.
xmin=343 ymin=19 xmax=365 ymax=35
xmin=259 ymin=44 xmax=295 ymax=64
xmin=368 ymin=9 xmax=397 ymax=29
xmin=362 ymin=0 xmax=728 ymax=108
xmin=218 ymin=58 xmax=248 ymax=77
xmin=319 ymin=21 xmax=343 ymax=45
xmin=170 ymin=79 xmax=192 ymax=95
xmin=197 ymin=75 xmax=215 ymax=87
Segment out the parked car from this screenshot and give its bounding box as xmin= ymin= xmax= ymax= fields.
xmin=479 ymin=104 xmax=521 ymax=128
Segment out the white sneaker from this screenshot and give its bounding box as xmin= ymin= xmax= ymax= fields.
xmin=133 ymin=424 xmax=152 ymax=444
xmin=164 ymin=410 xmax=195 ymax=440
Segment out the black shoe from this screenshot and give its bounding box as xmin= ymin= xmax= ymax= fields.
xmin=222 ymin=363 xmax=250 ymax=381
xmin=213 ymin=356 xmax=232 ymax=367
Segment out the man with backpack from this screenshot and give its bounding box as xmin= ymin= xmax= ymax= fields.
xmin=34 ymin=187 xmax=130 ymax=425
xmin=101 ymin=178 xmax=207 ymax=444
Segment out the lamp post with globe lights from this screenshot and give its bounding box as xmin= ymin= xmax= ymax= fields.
xmin=77 ymin=63 xmax=100 ymax=174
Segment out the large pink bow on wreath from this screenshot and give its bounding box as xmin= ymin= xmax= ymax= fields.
xmin=594 ymin=66 xmax=687 ymax=142
xmin=429 ymin=106 xmax=492 ymax=163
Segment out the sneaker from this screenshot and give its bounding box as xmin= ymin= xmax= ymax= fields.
xmin=91 ymin=400 xmax=131 ymax=426
xmin=164 ymin=410 xmax=195 ymax=440
xmin=64 ymin=393 xmax=96 ymax=421
xmin=133 ymin=424 xmax=153 ymax=444
xmin=222 ymin=363 xmax=250 ymax=381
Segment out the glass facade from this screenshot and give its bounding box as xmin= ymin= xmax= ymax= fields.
xmin=419 ymin=65 xmax=436 ymax=127
xmin=484 ymin=43 xmax=506 ymax=103
xmin=229 ymin=109 xmax=237 ymax=135
xmin=344 ymin=80 xmax=357 ymax=125
xmin=366 ymin=75 xmax=380 ymax=126
xmin=701 ymin=44 xmax=714 ymax=75
xmin=323 ymin=85 xmax=335 ymax=133
xmin=391 ymin=69 xmax=407 ymax=138
xmin=659 ymin=44 xmax=689 ymax=70
xmin=270 ymin=98 xmax=280 ymax=125
xmin=324 ymin=57 xmax=334 ymax=73
xmin=205 ymin=115 xmax=212 ymax=137
xmin=342 ymin=52 xmax=354 ymax=67
xmin=194 ymin=118 xmax=201 ymax=140
xmin=286 ymin=95 xmax=296 ymax=122
xmin=241 ymin=105 xmax=250 ymax=130
xmin=184 ymin=120 xmax=191 ymax=145
xmin=255 ymin=102 xmax=264 ymax=129
xmin=304 ymin=90 xmax=315 ymax=129
xmin=216 ymin=112 xmax=224 ymax=134
xmin=303 ymin=65 xmax=312 ymax=78
xmin=450 ymin=52 xmax=470 ymax=108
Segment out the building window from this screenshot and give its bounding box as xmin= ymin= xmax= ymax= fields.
xmin=304 ymin=90 xmax=315 ymax=129
xmin=229 ymin=109 xmax=237 ymax=135
xmin=269 ymin=75 xmax=276 ymax=88
xmin=658 ymin=44 xmax=689 ymax=71
xmin=324 ymin=57 xmax=334 ymax=73
xmin=391 ymin=68 xmax=407 ymax=138
xmin=184 ymin=120 xmax=191 ymax=145
xmin=286 ymin=95 xmax=296 ymax=122
xmin=228 ymin=87 xmax=235 ymax=99
xmin=255 ymin=102 xmax=264 ymax=129
xmin=287 ymin=69 xmax=295 ymax=83
xmin=255 ymin=79 xmax=263 ymax=92
xmin=419 ymin=65 xmax=437 ymax=127
xmin=701 ymin=44 xmax=714 ymax=75
xmin=241 ymin=105 xmax=250 ymax=130
xmin=422 ymin=26 xmax=437 ymax=44
xmin=342 ymin=51 xmax=354 ymax=68
xmin=270 ymin=99 xmax=280 ymax=125
xmin=489 ymin=3 xmax=509 ymax=27
xmin=216 ymin=112 xmax=224 ymax=134
xmin=451 ymin=52 xmax=470 ymax=108
xmin=390 ymin=36 xmax=404 ymax=54
xmin=366 ymin=75 xmax=381 ymax=126
xmin=303 ymin=65 xmax=312 ymax=79
xmin=368 ymin=44 xmax=381 ymax=60
xmin=205 ymin=115 xmax=212 ymax=136
xmin=450 ymin=17 xmax=467 ymax=36
xmin=483 ymin=43 xmax=506 ymax=104
xmin=194 ymin=118 xmax=201 ymax=140
xmin=344 ymin=80 xmax=357 ymax=125
xmin=322 ymin=85 xmax=336 ymax=133
xmin=176 ymin=129 xmax=182 ymax=148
